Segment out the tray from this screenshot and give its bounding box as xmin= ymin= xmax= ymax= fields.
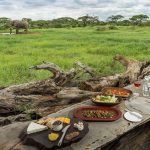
xmin=101 ymin=87 xmax=132 ymax=98
xmin=19 ymin=118 xmax=89 ymax=150
xmin=91 ymin=95 xmax=122 ymax=106
xmin=73 ymin=106 xmax=122 ymax=121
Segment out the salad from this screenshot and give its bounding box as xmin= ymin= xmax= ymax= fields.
xmin=92 ymin=95 xmax=118 ymax=103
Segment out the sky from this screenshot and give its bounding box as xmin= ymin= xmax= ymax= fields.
xmin=0 ymin=0 xmax=150 ymax=20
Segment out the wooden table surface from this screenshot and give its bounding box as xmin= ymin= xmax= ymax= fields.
xmin=0 ymin=84 xmax=150 ymax=150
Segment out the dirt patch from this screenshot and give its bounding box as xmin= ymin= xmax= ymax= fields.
xmin=0 ymin=32 xmax=41 ymax=35
xmin=0 ymin=33 xmax=15 ymax=35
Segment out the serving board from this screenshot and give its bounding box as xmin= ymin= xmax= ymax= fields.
xmin=19 ymin=118 xmax=89 ymax=150
xmin=73 ymin=106 xmax=122 ymax=121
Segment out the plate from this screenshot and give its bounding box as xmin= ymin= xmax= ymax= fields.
xmin=73 ymin=106 xmax=122 ymax=121
xmin=101 ymin=87 xmax=132 ymax=98
xmin=91 ymin=95 xmax=121 ymax=106
xmin=124 ymin=112 xmax=143 ymax=122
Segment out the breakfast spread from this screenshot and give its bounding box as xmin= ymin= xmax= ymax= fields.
xmin=21 ymin=83 xmax=145 ymax=150
xmin=24 ymin=117 xmax=87 ymax=149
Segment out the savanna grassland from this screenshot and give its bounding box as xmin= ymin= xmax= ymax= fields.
xmin=0 ymin=26 xmax=150 ymax=87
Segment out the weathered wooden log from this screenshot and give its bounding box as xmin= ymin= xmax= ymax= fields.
xmin=0 ymin=55 xmax=150 ymax=125
xmin=80 ymin=55 xmax=150 ymax=91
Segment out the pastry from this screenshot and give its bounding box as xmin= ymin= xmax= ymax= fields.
xmin=46 ymin=121 xmax=53 ymax=129
xmin=65 ymin=131 xmax=79 ymax=141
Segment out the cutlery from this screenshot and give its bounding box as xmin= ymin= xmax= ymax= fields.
xmin=57 ymin=125 xmax=71 ymax=147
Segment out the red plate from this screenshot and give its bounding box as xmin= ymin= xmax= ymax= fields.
xmin=73 ymin=106 xmax=122 ymax=121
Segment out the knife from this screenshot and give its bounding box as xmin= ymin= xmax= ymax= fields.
xmin=57 ymin=125 xmax=71 ymax=147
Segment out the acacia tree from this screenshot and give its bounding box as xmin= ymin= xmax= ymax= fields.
xmin=51 ymin=17 xmax=78 ymax=28
xmin=0 ymin=17 xmax=11 ymax=30
xmin=129 ymin=14 xmax=149 ymax=26
xmin=77 ymin=15 xmax=99 ymax=27
xmin=107 ymin=15 xmax=124 ymax=25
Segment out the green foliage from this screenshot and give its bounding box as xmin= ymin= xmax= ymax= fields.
xmin=77 ymin=15 xmax=99 ymax=27
xmin=108 ymin=25 xmax=118 ymax=30
xmin=96 ymin=26 xmax=107 ymax=31
xmin=1 ymin=14 xmax=150 ymax=30
xmin=118 ymin=20 xmax=131 ymax=26
xmin=107 ymin=15 xmax=124 ymax=25
xmin=0 ymin=17 xmax=11 ymax=30
xmin=50 ymin=17 xmax=78 ymax=28
xmin=130 ymin=14 xmax=149 ymax=26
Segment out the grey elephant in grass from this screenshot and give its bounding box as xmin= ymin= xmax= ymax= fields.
xmin=10 ymin=20 xmax=29 ymax=34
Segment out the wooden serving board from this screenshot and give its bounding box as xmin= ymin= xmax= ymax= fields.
xmin=19 ymin=118 xmax=89 ymax=150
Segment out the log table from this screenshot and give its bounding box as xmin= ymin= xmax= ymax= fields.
xmin=0 ymin=84 xmax=150 ymax=150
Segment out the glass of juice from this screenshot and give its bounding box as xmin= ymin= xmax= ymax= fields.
xmin=133 ymin=81 xmax=141 ymax=96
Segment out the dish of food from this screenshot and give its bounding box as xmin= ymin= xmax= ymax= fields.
xmin=22 ymin=118 xmax=89 ymax=150
xmin=91 ymin=95 xmax=121 ymax=106
xmin=37 ymin=117 xmax=70 ymax=128
xmin=102 ymin=87 xmax=132 ymax=98
xmin=83 ymin=110 xmax=115 ymax=119
xmin=73 ymin=106 xmax=122 ymax=121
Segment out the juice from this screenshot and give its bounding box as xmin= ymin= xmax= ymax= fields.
xmin=134 ymin=81 xmax=141 ymax=88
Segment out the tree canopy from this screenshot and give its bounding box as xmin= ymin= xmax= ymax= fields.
xmin=1 ymin=14 xmax=150 ymax=30
xmin=77 ymin=15 xmax=99 ymax=27
xmin=107 ymin=15 xmax=124 ymax=25
xmin=129 ymin=14 xmax=149 ymax=26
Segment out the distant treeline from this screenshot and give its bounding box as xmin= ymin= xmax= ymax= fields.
xmin=0 ymin=14 xmax=150 ymax=30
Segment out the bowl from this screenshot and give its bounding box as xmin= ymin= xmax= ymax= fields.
xmin=91 ymin=95 xmax=121 ymax=106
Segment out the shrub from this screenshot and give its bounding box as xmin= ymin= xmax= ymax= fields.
xmin=108 ymin=25 xmax=118 ymax=30
xmin=96 ymin=26 xmax=106 ymax=31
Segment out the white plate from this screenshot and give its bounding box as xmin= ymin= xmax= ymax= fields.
xmin=124 ymin=111 xmax=143 ymax=122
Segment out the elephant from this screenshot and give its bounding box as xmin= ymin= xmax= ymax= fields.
xmin=10 ymin=20 xmax=29 ymax=34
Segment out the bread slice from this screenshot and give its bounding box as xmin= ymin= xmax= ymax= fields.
xmin=27 ymin=122 xmax=48 ymax=134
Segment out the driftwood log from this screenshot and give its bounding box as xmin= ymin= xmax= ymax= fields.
xmin=0 ymin=55 xmax=150 ymax=125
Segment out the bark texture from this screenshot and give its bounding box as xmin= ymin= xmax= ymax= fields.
xmin=0 ymin=55 xmax=150 ymax=125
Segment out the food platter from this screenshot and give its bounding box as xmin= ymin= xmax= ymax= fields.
xmin=91 ymin=95 xmax=121 ymax=106
xmin=20 ymin=118 xmax=89 ymax=150
xmin=101 ymin=87 xmax=132 ymax=98
xmin=73 ymin=106 xmax=122 ymax=121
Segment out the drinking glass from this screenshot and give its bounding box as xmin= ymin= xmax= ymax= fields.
xmin=133 ymin=81 xmax=141 ymax=96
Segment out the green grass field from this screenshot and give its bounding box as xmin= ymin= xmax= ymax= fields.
xmin=0 ymin=26 xmax=150 ymax=86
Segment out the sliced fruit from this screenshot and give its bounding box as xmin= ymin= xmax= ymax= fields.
xmin=48 ymin=132 xmax=59 ymax=141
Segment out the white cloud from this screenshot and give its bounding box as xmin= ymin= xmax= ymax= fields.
xmin=0 ymin=0 xmax=150 ymax=20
